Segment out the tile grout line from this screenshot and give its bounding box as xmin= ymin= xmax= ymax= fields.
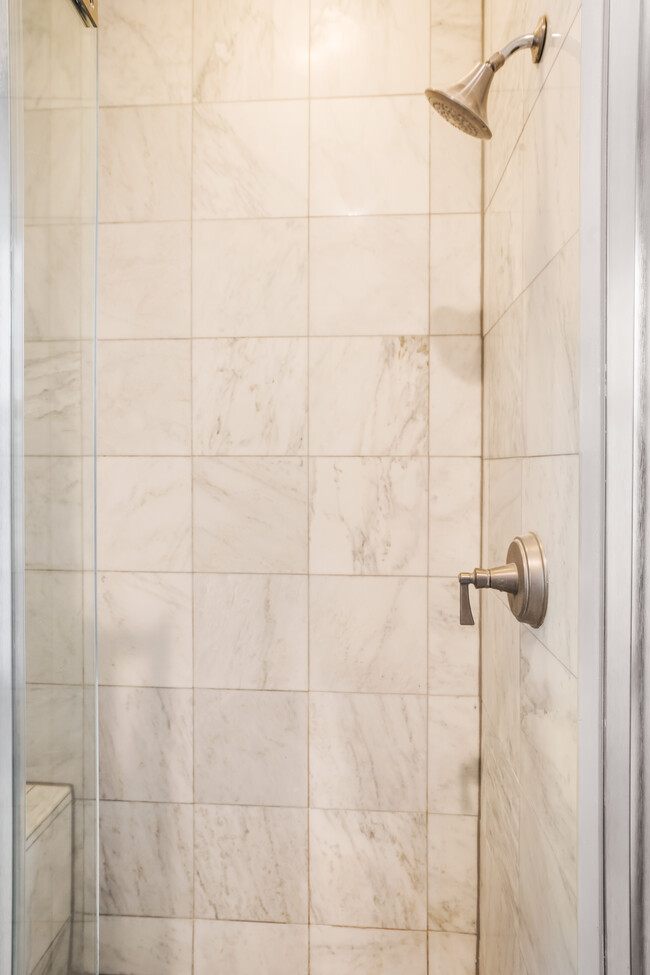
xmin=307 ymin=2 xmax=312 ymax=966
xmin=190 ymin=3 xmax=196 ymax=967
xmin=426 ymin=1 xmax=432 ymax=964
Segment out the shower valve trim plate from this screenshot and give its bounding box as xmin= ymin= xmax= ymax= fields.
xmin=458 ymin=532 xmax=549 ymax=628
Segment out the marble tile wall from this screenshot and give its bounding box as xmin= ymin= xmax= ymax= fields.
xmin=96 ymin=0 xmax=482 ymax=973
xmin=480 ymin=7 xmax=581 ymax=975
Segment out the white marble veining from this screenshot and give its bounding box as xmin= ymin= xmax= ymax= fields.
xmin=309 ymin=809 xmax=427 ymax=929
xmin=429 ymin=932 xmax=477 ymax=975
xmin=25 ymin=798 xmax=72 ymax=974
xmin=310 ymin=337 xmax=429 ymax=456
xmin=97 ymin=571 xmax=193 ymax=688
xmin=309 ymin=692 xmax=427 ymax=811
xmin=431 ymin=0 xmax=482 ymax=84
xmin=194 ymin=574 xmax=308 ymax=691
xmin=192 ymin=338 xmax=307 ymax=455
xmin=98 ymin=222 xmax=191 ymax=340
xmin=310 ymin=97 xmax=430 ymax=217
xmin=483 ymin=143 xmax=524 ymax=332
xmin=192 ymin=219 xmax=308 ymax=338
xmin=428 ymin=814 xmax=477 ymax=934
xmin=99 ymin=917 xmax=193 ymax=975
xmin=194 ymin=690 xmax=308 ymax=806
xmin=24 ymin=342 xmax=82 ymax=456
xmin=309 ymin=216 xmax=428 ymax=337
xmin=429 ymin=337 xmax=482 ymax=456
xmin=193 ymin=458 xmax=308 ymax=573
xmin=25 ymin=457 xmax=83 ymax=571
xmin=428 ymin=697 xmax=479 ymax=815
xmin=428 ymin=578 xmax=479 ymax=696
xmin=481 ymin=587 xmax=521 ymax=774
xmin=310 ymin=0 xmax=429 ymax=98
xmin=429 ymin=458 xmax=481 ymax=576
xmin=100 ymin=801 xmax=193 ymax=917
xmin=194 ymin=805 xmax=308 ymax=923
xmin=310 ymin=576 xmax=427 ymax=694
xmin=26 ymin=684 xmax=84 ymax=796
xmin=99 ymin=687 xmax=193 ymax=803
xmin=484 ymin=297 xmax=525 ymax=459
xmin=193 ymin=102 xmax=309 ymax=219
xmin=430 ymin=214 xmax=482 ymax=336
xmin=310 ymin=458 xmax=428 ymax=575
xmin=25 ymin=570 xmax=83 ymax=685
xmin=310 ymin=926 xmax=427 ymax=975
xmin=194 ymin=920 xmax=308 ymax=975
xmin=484 ymin=458 xmax=523 ymax=570
xmin=193 ymin=0 xmax=309 ymax=102
xmin=25 ymin=225 xmax=83 ymax=341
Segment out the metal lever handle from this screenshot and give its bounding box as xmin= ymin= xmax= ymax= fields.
xmin=458 ymin=533 xmax=549 ymax=629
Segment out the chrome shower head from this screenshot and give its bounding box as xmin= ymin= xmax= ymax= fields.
xmin=426 ymin=15 xmax=548 ymax=140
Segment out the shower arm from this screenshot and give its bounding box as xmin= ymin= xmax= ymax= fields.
xmin=486 ymin=15 xmax=548 ymax=72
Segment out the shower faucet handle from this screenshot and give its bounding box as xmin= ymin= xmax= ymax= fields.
xmin=458 ymin=533 xmax=549 ymax=629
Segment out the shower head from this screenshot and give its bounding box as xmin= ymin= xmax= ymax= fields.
xmin=426 ymin=15 xmax=548 ymax=140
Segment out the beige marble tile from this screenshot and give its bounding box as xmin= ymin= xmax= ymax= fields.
xmin=194 ymin=690 xmax=308 ymax=806
xmin=310 ymin=337 xmax=429 ymax=456
xmin=97 ymin=571 xmax=193 ymax=688
xmin=25 ymin=799 xmax=72 ymax=974
xmin=98 ymin=223 xmax=191 ymax=340
xmin=99 ymin=106 xmax=191 ymax=222
xmin=100 ymin=917 xmax=193 ymax=975
xmin=99 ymin=687 xmax=193 ymax=802
xmin=428 ymin=697 xmax=479 ymax=815
xmin=429 ymin=337 xmax=482 ymax=456
xmin=192 ymin=219 xmax=308 ymax=337
xmin=194 ymin=574 xmax=308 ymax=691
xmin=429 ymin=458 xmax=481 ymax=576
xmin=484 ymin=296 xmax=525 ymax=460
xmin=310 ymin=458 xmax=428 ymax=575
xmin=309 ymin=692 xmax=427 ymax=811
xmin=193 ymin=458 xmax=308 ymax=573
xmin=483 ymin=143 xmax=524 ymax=332
xmin=431 ymin=0 xmax=482 ymax=84
xmin=484 ymin=458 xmax=523 ymax=570
xmin=311 ymin=927 xmax=427 ymax=975
xmin=26 ymin=683 xmax=83 ymax=796
xmin=194 ymin=805 xmax=308 ymax=922
xmin=98 ymin=339 xmax=191 ymax=456
xmin=428 ymin=932 xmax=477 ymax=975
xmin=428 ymin=814 xmax=477 ymax=934
xmin=25 ymin=570 xmax=83 ymax=684
xmin=194 ymin=920 xmax=308 ymax=975
xmin=310 ymin=96 xmax=429 ymax=216
xmin=25 ymin=106 xmax=83 ymax=224
xmin=310 ymin=0 xmax=429 ymax=97
xmin=430 ymin=214 xmax=482 ymax=336
xmin=428 ymin=578 xmax=479 ymax=696
xmin=193 ymin=0 xmax=308 ymax=102
xmin=25 ymin=457 xmax=83 ymax=571
xmin=310 ymin=216 xmax=429 ymax=336
xmin=310 ymin=576 xmax=427 ymax=694
xmin=24 ymin=342 xmax=82 ymax=456
xmin=99 ymin=0 xmax=192 ymax=106
xmin=193 ymin=338 xmax=307 ymax=455
xmin=193 ymin=102 xmax=309 ymax=219
xmin=25 ymin=225 xmax=83 ymax=341
xmin=481 ymin=593 xmax=520 ymax=769
xmin=310 ymin=809 xmax=427 ymax=929
xmin=97 ymin=458 xmax=192 ymax=571
xmin=100 ymin=801 xmax=193 ymax=917
xmin=430 ymin=119 xmax=482 ymax=214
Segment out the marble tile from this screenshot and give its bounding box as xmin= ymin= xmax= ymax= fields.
xmin=99 ymin=106 xmax=191 ymax=222
xmin=484 ymin=87 xmax=525 ymax=213
xmin=309 ymin=216 xmax=429 ymax=336
xmin=97 ymin=458 xmax=192 ymax=571
xmin=99 ymin=917 xmax=193 ymax=975
xmin=192 ymin=219 xmax=308 ymax=338
xmin=431 ymin=0 xmax=482 ymax=84
xmin=193 ymin=102 xmax=308 ymax=219
xmin=98 ymin=339 xmax=191 ymax=456
xmin=24 ymin=225 xmax=82 ymax=341
xmin=25 ymin=457 xmax=83 ymax=571
xmin=309 ymin=337 xmax=429 ymax=456
xmin=430 ymin=119 xmax=482 ymax=215
xmin=97 ymin=571 xmax=193 ymax=688
xmin=26 ymin=684 xmax=83 ymax=796
xmin=194 ymin=574 xmax=308 ymax=690
xmin=24 ymin=342 xmax=82 ymax=456
xmin=99 ymin=687 xmax=193 ymax=802
xmin=430 ymin=214 xmax=482 ymax=336
xmin=428 ymin=814 xmax=477 ymax=934
xmin=520 ymin=629 xmax=578 ymax=886
xmin=310 ymin=576 xmax=427 ymax=694
xmin=194 ymin=804 xmax=308 ymax=923
xmin=429 ymin=933 xmax=477 ymax=975
xmin=98 ymin=222 xmax=191 ymax=340
xmin=310 ymin=0 xmax=429 ymax=97
xmin=484 ymin=458 xmax=523 ymax=570
xmin=193 ymin=0 xmax=309 ymax=102
xmin=192 ymin=338 xmax=307 ymax=455
xmin=100 ymin=801 xmax=193 ymax=917
xmin=99 ymin=0 xmax=192 ymax=106
xmin=25 ymin=106 xmax=83 ymax=224
xmin=429 ymin=458 xmax=481 ymax=576
xmin=309 ymin=692 xmax=427 ymax=811
xmin=194 ymin=920 xmax=308 ymax=975
xmin=25 ymin=570 xmax=83 ymax=684
xmin=25 ymin=799 xmax=72 ymax=974
xmin=484 ymin=143 xmax=524 ymax=332
xmin=524 ymin=238 xmax=580 ymax=456
xmin=311 ymin=927 xmax=427 ymax=975
xmin=194 ymin=689 xmax=308 ymax=806
xmin=481 ymin=593 xmax=520 ymax=769
xmin=428 ymin=578 xmax=479 ymax=696
xmin=310 ymin=97 xmax=429 ymax=216
xmin=193 ymin=458 xmax=308 ymax=573
xmin=428 ymin=697 xmax=479 ymax=815
xmin=310 ymin=809 xmax=426 ymax=930
xmin=484 ymin=297 xmax=525 ymax=459
xmin=522 ymin=454 xmax=579 ymax=675
xmin=429 ymin=337 xmax=482 ymax=456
